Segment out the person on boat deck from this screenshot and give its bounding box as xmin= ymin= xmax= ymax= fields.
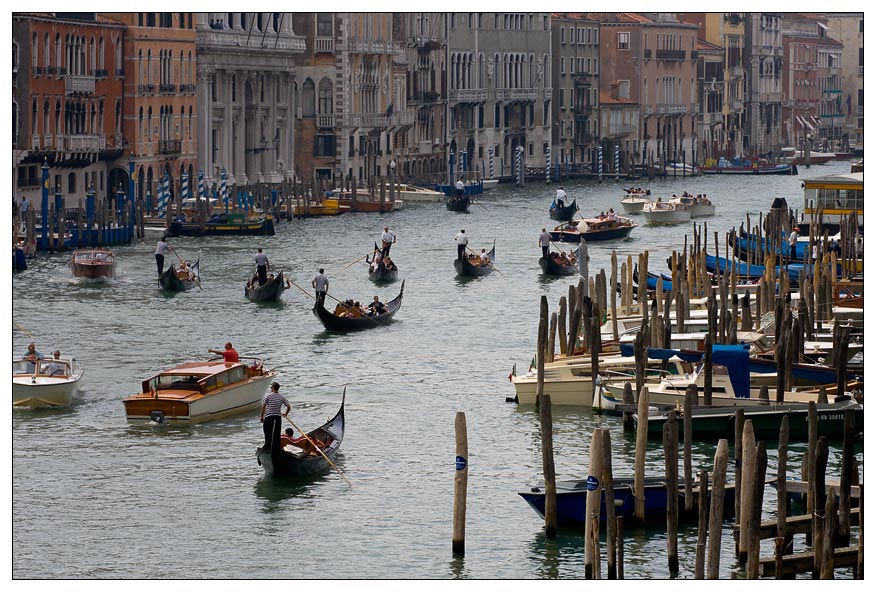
xmin=155 ymin=236 xmax=171 ymax=276
xmin=789 ymin=227 xmax=800 ymax=250
xmin=479 ymin=248 xmax=490 ymax=265
xmin=608 ymin=208 xmax=618 ymax=221
xmin=538 ymin=228 xmax=551 ymax=260
xmin=22 ymin=343 xmax=44 ymax=362
xmin=454 ymin=179 xmax=466 ymax=198
xmin=455 ymin=229 xmax=469 ymax=261
xmin=254 ymin=248 xmax=269 ymax=286
xmin=178 ymin=261 xmax=194 ymax=281
xmin=555 ymin=186 xmax=566 ymax=208
xmin=367 ymin=296 xmax=388 ymax=315
xmin=209 ymin=342 xmax=239 ymax=363
xmin=380 ymin=226 xmax=396 ymax=257
xmin=42 ymin=354 xmax=66 ymax=376
xmin=312 ymin=268 xmax=329 ymax=307
xmin=568 ymin=249 xmax=577 ymax=264
xmin=260 ymin=381 xmax=291 ymax=451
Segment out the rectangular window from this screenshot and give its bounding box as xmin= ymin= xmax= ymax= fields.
xmin=317 ymin=13 xmax=332 ymax=37
xmin=570 ymin=27 xmax=576 ymax=44
xmin=618 ymin=32 xmax=630 ymax=50
xmin=560 ymin=57 xmax=565 ymax=74
xmin=559 ymin=88 xmax=565 ymax=109
xmin=560 ymin=27 xmax=565 ymax=44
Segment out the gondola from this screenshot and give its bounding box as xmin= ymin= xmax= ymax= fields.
xmin=159 ymin=260 xmax=200 ymax=291
xmin=313 ymin=280 xmax=405 ymax=331
xmin=454 ymin=242 xmax=495 ymax=277
xmin=549 ymin=198 xmax=578 ymax=221
xmin=245 ymin=270 xmax=285 ymax=302
xmin=446 ymin=193 xmax=471 ymax=212
xmin=256 ymin=387 xmax=346 ymax=478
xmin=367 ymin=243 xmax=399 ymax=282
xmin=539 ymin=251 xmax=579 ymax=276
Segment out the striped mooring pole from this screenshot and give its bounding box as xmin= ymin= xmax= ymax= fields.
xmin=545 ymin=146 xmax=551 ymax=184
xmin=615 ymin=145 xmax=620 ymax=182
xmin=515 ymin=146 xmax=524 ymax=187
xmin=221 ymin=168 xmax=228 ymax=214
xmin=198 ymin=169 xmax=206 ymax=200
xmin=598 ymin=146 xmax=603 ymax=183
xmin=181 ymin=169 xmax=189 ymax=201
xmin=488 ymin=147 xmax=494 ymax=179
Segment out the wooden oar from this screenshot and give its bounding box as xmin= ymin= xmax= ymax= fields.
xmin=334 ymin=251 xmax=374 ymax=276
xmin=283 ymin=413 xmax=352 ymax=487
xmin=472 ymin=198 xmax=490 ymax=212
xmin=287 ymin=278 xmax=392 ymax=329
xmin=14 ymin=322 xmax=33 ymax=337
xmin=169 ymin=246 xmax=203 ymax=291
xmin=465 ymin=244 xmax=503 ymax=276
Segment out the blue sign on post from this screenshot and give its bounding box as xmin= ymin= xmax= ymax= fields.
xmin=586 ymin=475 xmax=600 ymax=491
xmin=455 ymin=456 xmax=467 ymax=471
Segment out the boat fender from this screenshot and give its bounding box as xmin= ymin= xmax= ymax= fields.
xmin=150 ymin=410 xmax=166 ymax=424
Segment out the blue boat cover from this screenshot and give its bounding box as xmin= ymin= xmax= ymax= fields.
xmin=620 ymin=343 xmax=751 ymax=397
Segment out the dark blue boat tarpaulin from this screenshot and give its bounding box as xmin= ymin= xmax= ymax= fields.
xmin=620 ymin=343 xmax=751 ymax=397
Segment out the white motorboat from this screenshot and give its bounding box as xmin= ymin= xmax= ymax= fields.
xmin=642 ymin=199 xmax=691 ymax=225
xmin=481 ymin=179 xmax=498 ymax=191
xmin=620 ymin=195 xmax=650 ymax=215
xmin=673 ymin=195 xmax=715 ymax=218
xmin=396 ymin=184 xmax=444 ymax=202
xmin=123 ymin=357 xmax=275 ymax=424
xmin=13 ymin=357 xmax=84 ymax=407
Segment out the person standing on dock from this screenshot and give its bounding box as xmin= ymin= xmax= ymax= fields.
xmin=455 ymin=229 xmax=468 ymax=261
xmin=155 ymin=236 xmax=171 ymax=276
xmin=259 ymin=381 xmax=291 ymax=452
xmin=381 ymin=226 xmax=396 ymax=257
xmin=254 ymin=248 xmax=269 ymax=286
xmin=19 ymin=195 xmax=29 ymax=223
xmin=208 ymin=342 xmax=239 ymax=363
xmin=539 ymin=228 xmax=552 ymax=259
xmin=312 ymin=268 xmax=329 ymax=307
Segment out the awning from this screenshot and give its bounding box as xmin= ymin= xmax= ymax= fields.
xmin=796 ymin=115 xmax=805 ymax=127
xmin=816 ymin=21 xmax=829 ymax=31
xmin=810 ymin=114 xmax=821 ymax=125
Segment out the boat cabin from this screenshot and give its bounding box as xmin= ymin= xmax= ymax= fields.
xmin=139 ymin=361 xmax=259 ymax=394
xmin=73 ymin=250 xmax=113 ymax=264
xmin=13 ymin=358 xmax=74 ymax=378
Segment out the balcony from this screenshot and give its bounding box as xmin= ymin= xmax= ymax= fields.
xmin=412 ymin=91 xmax=441 ymax=104
xmin=115 ymin=68 xmax=125 ymax=77
xmin=729 ymin=99 xmax=743 ymax=111
xmin=642 ymin=105 xmax=653 ymax=116
xmin=575 ymin=132 xmax=596 ymax=145
xmin=574 ymin=104 xmax=593 ymax=116
xmin=702 ymin=112 xmax=722 ymax=124
xmin=198 ymin=29 xmax=306 ymax=53
xmin=690 ymin=103 xmax=700 ymax=114
xmin=64 ymin=134 xmax=104 ymax=151
xmin=159 ymin=83 xmax=177 ymax=93
xmin=315 ymin=37 xmax=334 ymax=53
xmin=574 ymin=74 xmax=593 ymax=86
xmin=45 ymin=66 xmax=56 ymax=75
xmin=657 ymin=104 xmax=686 ymax=115
xmin=348 ymin=38 xmax=400 ymax=55
xmin=95 ymin=69 xmax=108 ymax=78
xmin=317 ymin=115 xmax=335 ymax=128
xmin=755 ymin=92 xmax=783 ymax=103
xmin=159 ymin=139 xmax=182 ymax=155
xmin=656 ymin=49 xmax=686 ymax=61
xmin=138 ymin=84 xmax=157 ymax=94
xmin=858 ymin=66 xmax=864 ymax=75
xmin=644 ymin=48 xmax=652 ymax=59
xmin=65 ymin=74 xmax=96 ymax=95
xmin=349 ymin=109 xmax=415 ymax=129
xmin=607 ymin=125 xmax=634 ymax=137
xmin=450 ymin=89 xmax=488 ymax=103
xmin=495 ymin=88 xmax=538 ymax=101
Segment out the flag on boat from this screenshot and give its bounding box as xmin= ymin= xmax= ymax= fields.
xmin=528 ymin=354 xmax=536 ymax=372
xmin=508 ymin=362 xmax=517 ymax=382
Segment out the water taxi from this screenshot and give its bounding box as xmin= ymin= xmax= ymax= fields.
xmin=396 ymin=184 xmax=444 ymax=202
xmin=123 ymin=357 xmax=275 ymax=424
xmin=71 ymin=248 xmax=116 ymax=280
xmin=13 ymin=356 xmax=84 ymax=407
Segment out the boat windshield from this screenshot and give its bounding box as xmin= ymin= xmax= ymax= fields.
xmin=13 ymin=360 xmax=36 ymax=375
xmin=39 ymin=360 xmax=69 ymax=376
xmin=155 ymin=373 xmax=206 ymax=390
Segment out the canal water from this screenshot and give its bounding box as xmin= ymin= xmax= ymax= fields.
xmin=12 ymin=160 xmax=861 ymax=580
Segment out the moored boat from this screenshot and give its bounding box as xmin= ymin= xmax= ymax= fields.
xmin=454 ymin=243 xmax=494 ymax=276
xmin=123 ymin=356 xmax=275 ymax=424
xmin=292 ymin=199 xmax=351 ymax=218
xmin=256 ymin=388 xmax=346 ymax=478
xmin=697 ymin=160 xmax=797 ymax=175
xmin=13 ymin=356 xmax=84 ymax=407
xmin=159 ymin=260 xmax=200 ymax=292
xmin=71 ymin=248 xmax=116 ymax=279
xmin=168 ymin=211 xmax=275 ymax=237
xmin=245 ymin=270 xmax=286 ymax=302
xmin=446 ymin=193 xmax=471 ymax=212
xmin=396 ymin=184 xmax=444 ymax=202
xmin=313 ymin=280 xmax=405 ymax=331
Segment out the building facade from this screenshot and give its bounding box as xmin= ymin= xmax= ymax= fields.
xmin=745 ymin=13 xmax=784 ymax=156
xmin=824 ymin=13 xmax=863 ymax=150
xmin=13 ymin=13 xmax=126 ymax=205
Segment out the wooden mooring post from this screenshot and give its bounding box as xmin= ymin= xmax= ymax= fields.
xmin=663 ymin=411 xmax=679 ymax=574
xmin=585 ymin=427 xmax=605 ymax=579
xmin=451 ymin=411 xmax=468 ymax=556
xmin=537 ymin=296 xmax=557 ymax=538
xmin=601 ymin=428 xmax=618 ymax=579
xmin=707 ymin=438 xmax=730 ymax=579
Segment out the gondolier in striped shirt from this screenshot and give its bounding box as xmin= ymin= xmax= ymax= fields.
xmin=260 ymin=381 xmax=291 ymax=451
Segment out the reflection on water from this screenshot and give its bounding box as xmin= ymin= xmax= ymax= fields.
xmin=253 ymin=477 xmax=314 ymax=508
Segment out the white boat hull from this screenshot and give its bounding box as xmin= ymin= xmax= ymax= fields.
xmin=642 ymin=208 xmax=690 ymax=225
xmin=481 ymin=179 xmax=498 ymax=191
xmin=13 ymin=375 xmax=82 ymax=407
xmin=688 ymin=204 xmax=715 ymax=217
xmin=620 ymin=197 xmax=649 ymax=215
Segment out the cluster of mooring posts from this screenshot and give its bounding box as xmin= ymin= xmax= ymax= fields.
xmin=451 ymin=208 xmax=862 ymax=578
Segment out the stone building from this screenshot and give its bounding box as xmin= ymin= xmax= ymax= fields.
xmin=824 ymin=13 xmax=863 ymax=150
xmin=551 ymin=14 xmax=600 ymax=171
xmin=12 ymin=13 xmax=126 ymax=205
xmin=745 ymin=13 xmax=784 ymax=156
xmin=195 ymin=12 xmax=305 ymax=191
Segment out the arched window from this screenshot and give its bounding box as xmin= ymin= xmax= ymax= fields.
xmin=32 ymin=101 xmax=37 ymax=135
xmin=138 ymin=50 xmax=144 ymax=84
xmin=98 ymin=37 xmax=104 ymax=71
xmin=55 ymin=100 xmax=61 ymax=134
xmin=302 ymin=79 xmax=315 ymax=117
xmin=55 ymin=34 xmax=62 ymax=69
xmin=318 ymin=78 xmax=333 ymax=115
xmin=43 ymin=100 xmax=50 ymax=134
xmin=44 ymin=34 xmax=51 ymax=70
xmin=90 ymin=37 xmax=96 ymax=73
xmin=32 ymin=33 xmax=38 ymax=71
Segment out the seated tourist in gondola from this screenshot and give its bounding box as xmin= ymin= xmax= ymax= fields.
xmin=568 ymin=249 xmax=577 ymax=265
xmin=479 ymin=249 xmax=490 ymax=265
xmin=366 ymin=296 xmax=388 ymax=316
xmin=382 ymin=256 xmax=397 ymax=271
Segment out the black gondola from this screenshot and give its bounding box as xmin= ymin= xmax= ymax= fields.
xmin=256 ymin=388 xmax=345 ymax=478
xmin=159 ymin=260 xmax=200 ymax=291
xmin=245 ymin=270 xmax=286 ymax=302
xmin=367 ymin=242 xmax=399 ymax=282
xmin=313 ymin=280 xmax=405 ymax=331
xmin=454 ymin=242 xmax=495 ymax=277
xmin=549 ymin=198 xmax=578 ymax=221
xmin=446 ymin=193 xmax=471 ymax=212
xmin=539 ymin=252 xmax=579 ymax=276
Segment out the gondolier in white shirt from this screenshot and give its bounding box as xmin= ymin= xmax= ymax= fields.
xmin=555 ymin=186 xmax=567 ymax=209
xmin=380 ymin=226 xmax=396 ymax=257
xmin=539 ymin=228 xmax=552 ymax=260
xmin=155 ymin=236 xmax=171 ymax=276
xmin=254 ymin=248 xmax=269 ymax=286
xmin=454 ymin=229 xmax=469 ymax=261
xmin=260 ymin=381 xmax=291 ymax=451
xmin=312 ymin=268 xmax=329 ymax=307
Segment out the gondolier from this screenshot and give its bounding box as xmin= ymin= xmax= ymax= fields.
xmin=155 ymin=236 xmax=170 ymax=276
xmin=254 ymin=248 xmax=269 ymax=286
xmin=380 ymin=226 xmax=396 ymax=257
xmin=539 ymin=228 xmax=551 ymax=259
xmin=455 ymin=229 xmax=469 ymax=261
xmin=312 ymin=268 xmax=329 ymax=307
xmin=260 ymin=381 xmax=291 ymax=451
xmin=555 ymin=186 xmax=566 ymax=208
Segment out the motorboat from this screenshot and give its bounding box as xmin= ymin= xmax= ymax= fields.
xmin=396 ymin=184 xmax=444 ymax=202
xmin=641 ymin=199 xmax=691 ymax=225
xmin=620 ymin=190 xmax=650 ymax=215
xmin=71 ymin=248 xmax=116 ymax=280
xmin=13 ymin=356 xmax=84 ymax=407
xmin=123 ymin=357 xmax=275 ymax=424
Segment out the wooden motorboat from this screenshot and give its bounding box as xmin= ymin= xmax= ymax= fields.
xmin=13 ymin=356 xmax=84 ymax=407
xmin=159 ymin=260 xmax=200 ymax=292
xmin=454 ymin=242 xmax=494 ymax=276
xmin=549 ymin=198 xmax=578 ymax=221
xmin=168 ymin=211 xmax=274 ymax=236
xmin=123 ymin=356 xmax=275 ymax=424
xmin=697 ymin=161 xmax=797 ymax=175
xmin=71 ymin=248 xmax=116 ymax=279
xmin=313 ymin=280 xmax=404 ymax=331
xmin=292 ymin=200 xmax=351 ymax=218
xmin=551 ymin=217 xmax=637 ymax=242
xmin=446 ymin=193 xmax=471 ymax=212
xmin=256 ymin=388 xmax=346 ymax=478
xmin=396 ymin=184 xmax=444 ymax=202
xmin=245 ymin=270 xmax=286 ymax=302
xmin=539 ymin=251 xmax=578 ymax=276
xmin=324 ymin=194 xmax=400 ymax=213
